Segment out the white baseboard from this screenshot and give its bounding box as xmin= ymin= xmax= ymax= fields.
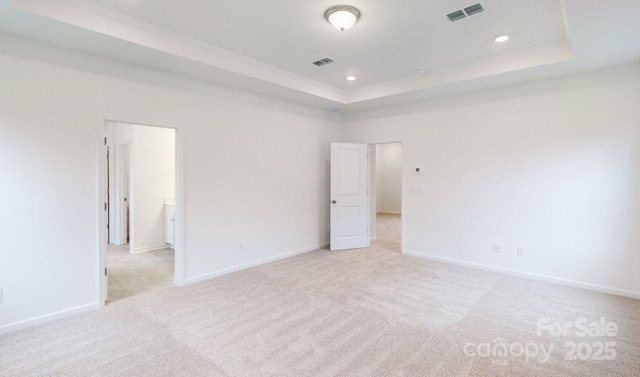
xmin=131 ymin=243 xmax=169 ymax=254
xmin=403 ymin=250 xmax=640 ymax=300
xmin=184 ymin=242 xmax=329 ymax=285
xmin=0 ymin=302 xmax=100 ymax=335
xmin=377 ymin=211 xmax=401 ymax=215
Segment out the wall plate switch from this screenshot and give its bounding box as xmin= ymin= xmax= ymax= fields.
xmin=239 ymin=242 xmax=244 ymax=251
xmin=411 ymin=186 xmax=426 ymax=195
xmin=493 ymin=243 xmax=502 ymax=253
xmin=517 ymin=247 xmax=526 ymax=257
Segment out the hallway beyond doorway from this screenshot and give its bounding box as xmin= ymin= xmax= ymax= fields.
xmin=107 ymin=244 xmax=175 ymax=304
xmin=373 ymin=213 xmax=401 ymax=253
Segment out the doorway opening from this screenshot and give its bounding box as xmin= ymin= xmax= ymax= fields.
xmin=370 ymin=143 xmax=402 ymax=253
xmin=104 ymin=121 xmax=177 ymax=304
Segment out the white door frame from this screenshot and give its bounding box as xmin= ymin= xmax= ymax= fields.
xmin=113 ymin=143 xmax=130 ymax=246
xmin=97 ymin=116 xmax=185 ymax=307
xmin=106 ymin=143 xmax=115 ymax=244
xmin=368 ymin=141 xmax=405 ymax=254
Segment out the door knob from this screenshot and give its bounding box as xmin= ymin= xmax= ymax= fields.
xmin=331 ymin=200 xmax=337 ymax=204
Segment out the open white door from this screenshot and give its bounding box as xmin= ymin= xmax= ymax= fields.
xmin=330 ymin=143 xmax=370 ymax=251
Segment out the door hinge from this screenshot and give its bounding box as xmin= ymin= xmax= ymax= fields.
xmin=104 ymin=203 xmax=107 ymax=211
xmin=105 ymin=268 xmax=108 ymax=276
xmin=104 ymin=137 xmax=107 ymax=145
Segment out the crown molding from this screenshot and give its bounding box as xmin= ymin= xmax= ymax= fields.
xmin=13 ymin=0 xmax=349 ymax=103
xmin=346 ymin=41 xmax=574 ymax=103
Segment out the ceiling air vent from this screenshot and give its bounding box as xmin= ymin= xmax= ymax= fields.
xmin=447 ymin=10 xmax=466 ymax=22
xmin=312 ymin=57 xmax=335 ymax=67
xmin=447 ymin=2 xmax=485 ymax=22
xmin=464 ymin=3 xmax=484 ymax=16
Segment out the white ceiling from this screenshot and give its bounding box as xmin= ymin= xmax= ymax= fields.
xmin=80 ymin=0 xmax=568 ymax=89
xmin=1 ymin=0 xmax=639 ymax=111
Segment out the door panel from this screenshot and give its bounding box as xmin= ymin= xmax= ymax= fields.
xmin=337 ymin=206 xmax=361 ymax=237
xmin=330 ymin=143 xmax=370 ymax=251
xmin=338 ymin=149 xmax=362 ymax=194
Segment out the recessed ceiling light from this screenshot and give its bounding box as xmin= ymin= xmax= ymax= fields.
xmin=494 ymin=35 xmax=510 ymax=43
xmin=346 ymin=76 xmax=356 ymax=81
xmin=325 ymin=6 xmax=361 ymax=31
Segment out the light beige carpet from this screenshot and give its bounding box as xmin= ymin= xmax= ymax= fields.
xmin=107 ymin=244 xmax=175 ymax=304
xmin=374 ymin=213 xmax=401 ymax=253
xmin=2 ymin=217 xmax=640 ymax=376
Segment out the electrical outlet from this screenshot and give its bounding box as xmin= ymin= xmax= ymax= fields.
xmin=517 ymin=247 xmax=526 ymax=257
xmin=493 ymin=243 xmax=502 ymax=254
xmin=239 ymin=241 xmax=244 ymax=251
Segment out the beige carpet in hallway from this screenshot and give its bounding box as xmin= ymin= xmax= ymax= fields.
xmin=374 ymin=213 xmax=401 ymax=253
xmin=107 ymin=244 xmax=175 ymax=304
xmin=2 ymin=242 xmax=640 ymax=376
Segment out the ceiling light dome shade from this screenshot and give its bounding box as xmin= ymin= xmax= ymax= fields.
xmin=325 ymin=6 xmax=361 ymax=31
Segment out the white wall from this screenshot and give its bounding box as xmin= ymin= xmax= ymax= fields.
xmin=343 ymin=63 xmax=640 ymax=297
xmin=131 ymin=125 xmax=175 ymax=252
xmin=0 ymin=34 xmax=340 ymax=331
xmin=375 ymin=143 xmax=402 ymax=214
xmin=107 ymin=122 xmax=176 ymax=252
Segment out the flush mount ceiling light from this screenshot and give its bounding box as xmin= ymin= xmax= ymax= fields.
xmin=346 ymin=76 xmax=357 ymax=81
xmin=325 ymin=6 xmax=361 ymax=31
xmin=494 ymin=35 xmax=510 ymax=43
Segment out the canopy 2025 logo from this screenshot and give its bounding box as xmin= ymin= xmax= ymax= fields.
xmin=463 ymin=317 xmax=618 ymax=365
